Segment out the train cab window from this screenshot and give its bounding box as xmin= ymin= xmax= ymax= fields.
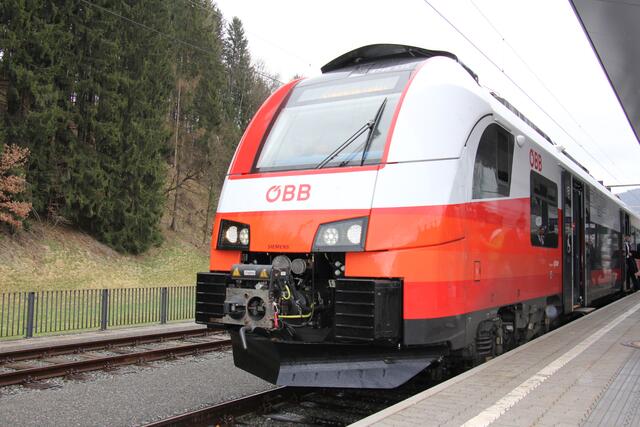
xmin=254 ymin=71 xmax=411 ymax=172
xmin=530 ymin=171 xmax=558 ymax=248
xmin=472 ymin=124 xmax=514 ymax=199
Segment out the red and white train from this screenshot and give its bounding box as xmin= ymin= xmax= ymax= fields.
xmin=196 ymin=44 xmax=640 ymax=388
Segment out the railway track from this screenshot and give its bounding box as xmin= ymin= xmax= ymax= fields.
xmin=145 ymin=387 xmax=305 ymax=427
xmin=0 ymin=327 xmax=230 ymax=387
xmin=145 ymin=372 xmax=440 ymax=427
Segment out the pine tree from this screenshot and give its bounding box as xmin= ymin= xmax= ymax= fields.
xmin=1 ymin=0 xmax=74 ymax=215
xmin=223 ymin=17 xmax=254 ymax=129
xmin=97 ymin=0 xmax=173 ymax=253
xmin=1 ymin=1 xmax=172 ymax=253
xmin=62 ymin=0 xmax=122 ymax=234
xmin=1 ymin=1 xmax=279 ymax=252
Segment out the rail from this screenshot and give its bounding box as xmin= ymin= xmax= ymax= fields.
xmin=0 ymin=327 xmax=229 ymax=387
xmin=143 ymin=387 xmax=304 ymax=427
xmin=0 ymin=286 xmax=195 ymax=339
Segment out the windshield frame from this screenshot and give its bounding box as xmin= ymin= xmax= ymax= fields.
xmin=251 ymin=70 xmax=411 ymax=173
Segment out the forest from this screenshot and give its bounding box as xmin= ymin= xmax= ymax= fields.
xmin=0 ymin=1 xmax=279 ymax=253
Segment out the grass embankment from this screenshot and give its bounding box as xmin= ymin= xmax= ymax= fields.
xmin=0 ymin=223 xmax=209 ymax=292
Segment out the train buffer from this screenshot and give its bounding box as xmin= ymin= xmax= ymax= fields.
xmin=353 ymin=291 xmax=640 ymax=427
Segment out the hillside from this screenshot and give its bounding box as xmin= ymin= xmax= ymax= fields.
xmin=0 ymin=223 xmax=209 ymax=292
xmin=0 ymin=2 xmax=278 ymax=293
xmin=1 ymin=164 xmax=216 ymax=293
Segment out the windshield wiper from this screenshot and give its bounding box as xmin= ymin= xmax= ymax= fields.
xmin=360 ymin=98 xmax=387 ymax=166
xmin=315 ymin=98 xmax=388 ymax=169
xmin=315 ymin=121 xmax=373 ymax=169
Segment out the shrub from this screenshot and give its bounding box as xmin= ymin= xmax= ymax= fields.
xmin=0 ymin=144 xmax=32 ymax=229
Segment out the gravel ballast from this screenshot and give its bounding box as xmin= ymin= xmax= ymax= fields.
xmin=0 ymin=349 xmax=275 ymax=426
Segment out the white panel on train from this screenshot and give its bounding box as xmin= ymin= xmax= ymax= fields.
xmin=217 ymin=170 xmax=378 ymax=213
xmin=387 ymin=57 xmax=492 ymax=164
xmin=372 ymin=160 xmax=465 ymax=208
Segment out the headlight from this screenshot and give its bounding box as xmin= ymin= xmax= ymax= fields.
xmin=312 ymin=217 xmax=368 ymax=252
xmin=322 ymin=227 xmax=339 ymax=246
xmin=346 ymin=224 xmax=362 ymax=244
xmin=225 ymin=226 xmax=238 ymax=244
xmin=238 ymin=228 xmax=250 ymax=246
xmin=218 ymin=220 xmax=250 ymax=250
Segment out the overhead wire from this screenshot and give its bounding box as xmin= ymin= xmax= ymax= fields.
xmin=421 ymin=0 xmax=622 ymax=184
xmin=468 ymin=0 xmax=635 ymax=186
xmin=79 ymin=0 xmax=283 ymax=84
xmin=468 ymin=0 xmax=640 ymax=211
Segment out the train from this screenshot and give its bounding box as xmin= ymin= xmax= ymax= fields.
xmin=195 ymin=44 xmax=640 ymax=389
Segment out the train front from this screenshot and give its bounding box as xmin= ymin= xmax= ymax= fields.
xmin=196 ymin=47 xmax=455 ymax=388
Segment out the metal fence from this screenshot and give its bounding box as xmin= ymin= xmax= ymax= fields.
xmin=0 ymin=286 xmax=195 ymax=339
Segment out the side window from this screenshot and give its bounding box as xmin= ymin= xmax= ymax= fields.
xmin=531 ymin=171 xmax=558 ymax=248
xmin=472 ymin=124 xmax=514 ymax=199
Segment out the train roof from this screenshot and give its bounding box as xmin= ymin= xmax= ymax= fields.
xmin=321 ymin=44 xmax=478 ymax=82
xmin=319 ymin=44 xmax=638 ymax=220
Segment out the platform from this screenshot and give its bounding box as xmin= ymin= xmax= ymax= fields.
xmin=353 ymin=291 xmax=640 ymax=427
xmin=0 ymin=321 xmax=205 ymax=354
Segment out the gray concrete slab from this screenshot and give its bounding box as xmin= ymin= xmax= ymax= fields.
xmin=352 ymin=292 xmax=640 ymax=427
xmin=0 ymin=321 xmax=206 ymax=354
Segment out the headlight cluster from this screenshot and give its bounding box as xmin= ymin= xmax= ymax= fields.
xmin=218 ymin=220 xmax=250 ymax=250
xmin=313 ymin=217 xmax=368 ymax=252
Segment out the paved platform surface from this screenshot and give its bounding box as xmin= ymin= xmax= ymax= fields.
xmin=0 ymin=321 xmax=206 ymax=354
xmin=353 ymin=292 xmax=640 ymax=427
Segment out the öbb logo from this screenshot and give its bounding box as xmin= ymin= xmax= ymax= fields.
xmin=266 ymin=184 xmax=311 ymax=202
xmin=529 ymin=149 xmax=543 ymax=172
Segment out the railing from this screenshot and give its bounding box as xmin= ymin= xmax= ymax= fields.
xmin=0 ymin=286 xmax=195 ymax=339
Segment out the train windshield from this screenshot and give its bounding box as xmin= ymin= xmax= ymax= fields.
xmin=255 ymin=71 xmax=411 ymax=172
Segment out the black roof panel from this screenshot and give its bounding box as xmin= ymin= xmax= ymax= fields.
xmin=321 ymin=44 xmax=458 ymax=73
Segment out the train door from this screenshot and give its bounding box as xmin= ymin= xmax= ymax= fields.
xmin=562 ymin=171 xmax=587 ymax=311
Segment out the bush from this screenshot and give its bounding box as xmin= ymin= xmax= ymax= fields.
xmin=0 ymin=144 xmax=32 ymax=229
